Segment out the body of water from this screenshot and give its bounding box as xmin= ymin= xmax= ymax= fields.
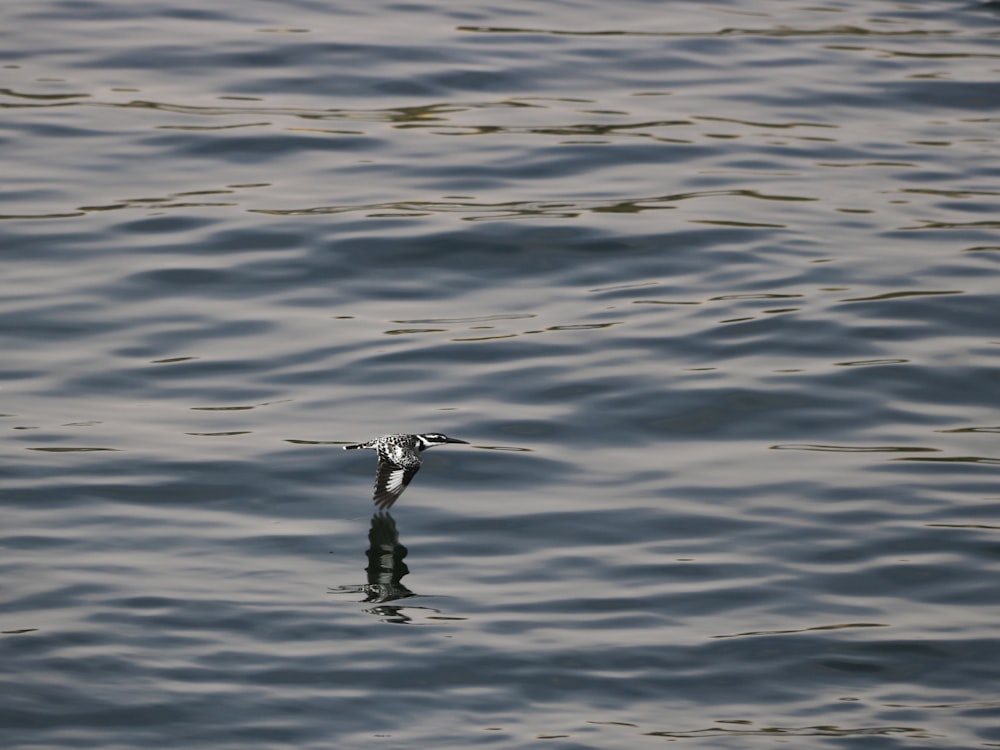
xmin=3 ymin=1 xmax=1000 ymax=747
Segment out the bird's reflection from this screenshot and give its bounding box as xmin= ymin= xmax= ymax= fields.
xmin=362 ymin=511 xmax=414 ymax=604
xmin=330 ymin=512 xmax=418 ymax=623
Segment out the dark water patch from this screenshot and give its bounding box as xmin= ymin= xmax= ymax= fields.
xmin=772 ymin=444 xmax=940 ymax=454
xmin=149 ymin=356 xmax=200 ymax=364
xmin=107 ymin=215 xmax=220 ymax=235
xmin=25 ymin=446 xmax=122 ymax=453
xmin=172 ymin=131 xmax=384 ymax=160
xmin=713 ymin=622 xmax=889 ymax=639
xmin=937 ymin=425 xmax=1000 ymax=434
xmin=185 ymin=431 xmax=253 ymax=437
xmin=641 ymin=723 xmax=932 ymax=741
xmin=893 ymin=455 xmax=1000 ymax=466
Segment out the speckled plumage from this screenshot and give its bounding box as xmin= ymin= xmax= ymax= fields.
xmin=344 ymin=433 xmax=469 ymax=510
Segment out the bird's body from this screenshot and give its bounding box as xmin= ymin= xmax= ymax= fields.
xmin=344 ymin=433 xmax=468 ymax=509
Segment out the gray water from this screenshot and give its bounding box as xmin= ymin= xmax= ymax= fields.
xmin=3 ymin=1 xmax=1000 ymax=748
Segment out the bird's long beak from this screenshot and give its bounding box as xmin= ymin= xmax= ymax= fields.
xmin=446 ymin=437 xmax=470 ymax=444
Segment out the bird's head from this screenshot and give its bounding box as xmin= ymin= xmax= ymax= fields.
xmin=416 ymin=433 xmax=469 ymax=450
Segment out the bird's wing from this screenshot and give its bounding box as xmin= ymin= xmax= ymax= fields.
xmin=373 ymin=458 xmax=420 ymax=510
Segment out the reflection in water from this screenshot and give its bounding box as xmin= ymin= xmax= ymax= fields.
xmin=330 ymin=512 xmax=416 ymax=623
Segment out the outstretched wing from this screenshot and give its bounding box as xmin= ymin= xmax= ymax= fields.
xmin=373 ymin=458 xmax=420 ymax=510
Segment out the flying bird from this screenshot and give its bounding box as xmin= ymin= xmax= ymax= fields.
xmin=344 ymin=433 xmax=469 ymax=509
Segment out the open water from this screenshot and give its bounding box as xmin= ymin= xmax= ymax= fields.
xmin=3 ymin=1 xmax=1000 ymax=748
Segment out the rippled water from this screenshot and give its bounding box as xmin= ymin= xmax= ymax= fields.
xmin=4 ymin=1 xmax=1000 ymax=747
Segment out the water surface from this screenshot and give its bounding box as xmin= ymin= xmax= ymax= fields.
xmin=3 ymin=1 xmax=1000 ymax=748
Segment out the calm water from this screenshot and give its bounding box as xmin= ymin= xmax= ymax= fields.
xmin=3 ymin=1 xmax=1000 ymax=747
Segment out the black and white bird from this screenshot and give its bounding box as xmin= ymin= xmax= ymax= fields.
xmin=344 ymin=433 xmax=469 ymax=510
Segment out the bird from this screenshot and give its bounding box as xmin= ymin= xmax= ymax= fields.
xmin=343 ymin=433 xmax=469 ymax=510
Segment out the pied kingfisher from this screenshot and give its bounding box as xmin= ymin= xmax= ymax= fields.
xmin=344 ymin=433 xmax=469 ymax=510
